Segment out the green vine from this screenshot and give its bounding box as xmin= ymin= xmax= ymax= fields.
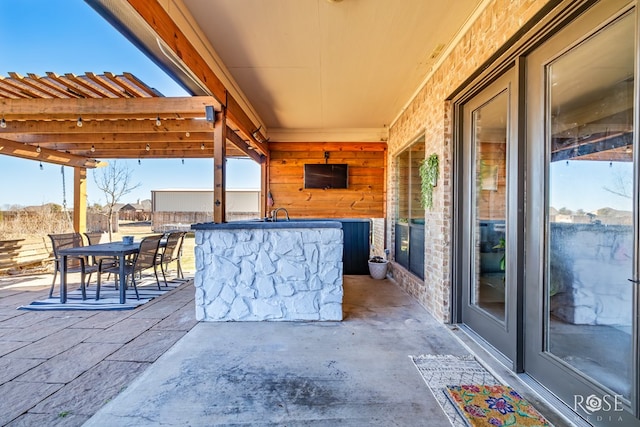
xmin=419 ymin=154 xmax=439 ymax=209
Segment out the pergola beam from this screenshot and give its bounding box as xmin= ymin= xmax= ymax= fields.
xmin=10 ymin=132 xmax=214 ymax=144
xmin=0 ymin=118 xmax=214 ymax=134
xmin=0 ymin=96 xmax=220 ymax=120
xmin=0 ymin=137 xmax=104 ymax=168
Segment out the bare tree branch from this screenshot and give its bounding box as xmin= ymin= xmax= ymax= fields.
xmin=92 ymin=161 xmax=141 ymax=241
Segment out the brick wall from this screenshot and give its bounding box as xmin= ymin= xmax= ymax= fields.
xmin=386 ymin=0 xmax=550 ymax=322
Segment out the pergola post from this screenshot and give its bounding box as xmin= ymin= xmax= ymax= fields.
xmin=73 ymin=167 xmax=87 ymax=232
xmin=213 ymin=107 xmax=226 ymax=223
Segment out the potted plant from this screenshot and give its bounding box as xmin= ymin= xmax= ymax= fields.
xmin=419 ymin=154 xmax=439 ymax=210
xmin=368 ymin=255 xmax=388 ymax=280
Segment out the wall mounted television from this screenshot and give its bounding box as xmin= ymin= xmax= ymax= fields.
xmin=304 ymin=163 xmax=348 ymax=189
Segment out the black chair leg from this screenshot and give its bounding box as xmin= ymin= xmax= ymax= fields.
xmin=95 ymin=266 xmax=102 ymax=300
xmin=131 ymin=276 xmax=140 ymax=300
xmin=160 ymin=262 xmax=168 ymax=286
xmin=153 ymin=264 xmax=162 ymax=290
xmin=49 ymin=269 xmax=58 ymax=298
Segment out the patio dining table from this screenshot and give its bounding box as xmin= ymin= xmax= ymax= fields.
xmin=58 ymin=239 xmax=165 ymax=304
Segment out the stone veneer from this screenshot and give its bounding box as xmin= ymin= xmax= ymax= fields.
xmin=193 ymin=221 xmax=343 ymax=321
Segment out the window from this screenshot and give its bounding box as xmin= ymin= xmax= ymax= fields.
xmin=395 ymin=137 xmax=425 ymax=278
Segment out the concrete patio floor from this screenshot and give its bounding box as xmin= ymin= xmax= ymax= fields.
xmin=1 ymin=273 xmax=574 ymax=426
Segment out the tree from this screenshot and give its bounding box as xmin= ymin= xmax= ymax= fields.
xmin=93 ymin=161 xmax=141 ymax=241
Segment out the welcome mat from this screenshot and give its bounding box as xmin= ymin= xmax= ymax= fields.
xmin=17 ymin=277 xmax=191 ymax=311
xmin=409 ymin=355 xmax=554 ymax=427
xmin=445 ymin=384 xmax=553 ymax=427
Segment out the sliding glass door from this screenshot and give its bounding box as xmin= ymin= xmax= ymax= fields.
xmin=525 ymin=2 xmax=639 ymax=424
xmin=459 ymin=68 xmax=520 ymax=364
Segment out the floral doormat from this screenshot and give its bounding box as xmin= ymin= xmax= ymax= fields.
xmin=445 ymin=384 xmax=553 ymax=427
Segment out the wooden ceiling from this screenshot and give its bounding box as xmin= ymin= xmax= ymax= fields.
xmin=0 ymin=72 xmax=262 ymax=169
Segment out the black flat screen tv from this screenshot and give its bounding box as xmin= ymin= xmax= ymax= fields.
xmin=304 ymin=163 xmax=348 ymax=189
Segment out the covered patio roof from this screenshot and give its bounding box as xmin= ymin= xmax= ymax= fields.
xmin=0 ymin=72 xmax=265 ymax=168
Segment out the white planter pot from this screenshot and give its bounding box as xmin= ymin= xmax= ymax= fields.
xmin=368 ymin=260 xmax=388 ymax=280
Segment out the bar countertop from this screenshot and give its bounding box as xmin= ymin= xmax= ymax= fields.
xmin=191 ymin=220 xmax=342 ymax=230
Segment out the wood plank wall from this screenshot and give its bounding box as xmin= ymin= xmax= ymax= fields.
xmin=268 ymin=142 xmax=386 ymax=219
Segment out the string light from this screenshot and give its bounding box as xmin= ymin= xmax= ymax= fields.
xmin=39 ymin=161 xmax=43 ymax=170
xmin=36 ymin=145 xmax=41 ymax=153
xmin=0 ymin=117 xmax=6 ymax=128
xmin=138 ymin=159 xmax=141 ymax=165
xmin=145 ymin=143 xmax=150 ymax=151
xmin=90 ymin=145 xmax=95 ymax=153
xmin=181 ymin=158 xmax=185 ymax=165
xmin=155 ymin=115 xmax=161 ymax=127
xmin=200 ymin=143 xmax=205 ymax=150
xmin=185 ymin=132 xmax=190 ymax=137
xmin=77 ymin=117 xmax=83 ymax=127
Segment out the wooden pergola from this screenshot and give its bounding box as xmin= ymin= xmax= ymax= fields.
xmin=0 ymin=72 xmax=269 ymax=228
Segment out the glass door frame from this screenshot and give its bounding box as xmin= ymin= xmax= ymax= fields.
xmin=524 ymin=1 xmax=640 ymax=423
xmin=454 ymin=65 xmax=525 ymax=371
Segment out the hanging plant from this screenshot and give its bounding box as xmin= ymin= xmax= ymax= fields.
xmin=419 ymin=154 xmax=439 ymax=209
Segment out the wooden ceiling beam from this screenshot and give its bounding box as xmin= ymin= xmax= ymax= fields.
xmin=0 ymin=136 xmax=104 ymax=168
xmin=32 ymin=142 xmax=214 ymax=152
xmin=0 ymin=96 xmax=221 ymax=120
xmin=8 ymin=132 xmax=213 ymax=144
xmin=46 ymin=72 xmax=99 ymax=98
xmin=78 ymin=148 xmax=246 ymax=158
xmin=0 ymin=118 xmax=214 ymax=134
xmin=125 ymin=1 xmax=268 ymax=155
xmin=126 ymin=0 xmax=227 ymax=105
xmin=26 ymin=73 xmax=76 ymax=98
xmin=8 ymin=72 xmax=66 ymax=98
xmin=226 ymin=125 xmax=264 ymax=164
xmin=63 ymin=73 xmax=115 ymax=98
xmin=123 ymin=72 xmax=159 ymax=97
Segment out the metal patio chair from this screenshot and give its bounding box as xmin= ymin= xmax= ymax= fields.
xmin=158 ymin=231 xmax=186 ymax=285
xmin=48 ymin=232 xmax=98 ymax=300
xmin=96 ymin=234 xmax=163 ymax=300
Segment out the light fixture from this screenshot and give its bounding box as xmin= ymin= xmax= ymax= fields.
xmin=145 ymin=143 xmax=150 ymax=151
xmin=0 ymin=117 xmax=6 ymax=129
xmin=185 ymin=132 xmax=190 ymax=138
xmin=90 ymin=144 xmax=95 ymax=153
xmin=36 ymin=145 xmax=41 ymax=153
xmin=200 ymin=143 xmax=205 ymax=150
xmin=39 ymin=161 xmax=43 ymax=170
xmin=155 ymin=115 xmax=161 ymax=127
xmin=77 ymin=116 xmax=83 ymax=127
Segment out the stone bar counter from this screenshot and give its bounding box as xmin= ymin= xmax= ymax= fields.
xmin=191 ymin=220 xmax=343 ymax=321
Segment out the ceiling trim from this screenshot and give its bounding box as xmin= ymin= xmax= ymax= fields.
xmin=268 ymin=128 xmax=388 ymax=143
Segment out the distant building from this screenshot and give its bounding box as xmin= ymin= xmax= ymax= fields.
xmin=150 ymin=189 xmax=261 ymax=231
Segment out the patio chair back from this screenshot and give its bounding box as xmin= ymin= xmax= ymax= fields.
xmin=133 ymin=234 xmax=164 ymax=276
xmin=96 ymin=234 xmax=163 ymax=301
xmin=49 ymin=233 xmax=85 ymax=269
xmin=159 ymin=231 xmax=186 ymax=284
xmin=48 ymin=232 xmax=97 ymax=299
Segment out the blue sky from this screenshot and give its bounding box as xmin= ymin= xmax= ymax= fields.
xmin=0 ymin=0 xmax=260 ymax=208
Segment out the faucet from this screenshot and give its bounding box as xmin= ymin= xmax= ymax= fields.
xmin=271 ymin=207 xmax=290 ymax=222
